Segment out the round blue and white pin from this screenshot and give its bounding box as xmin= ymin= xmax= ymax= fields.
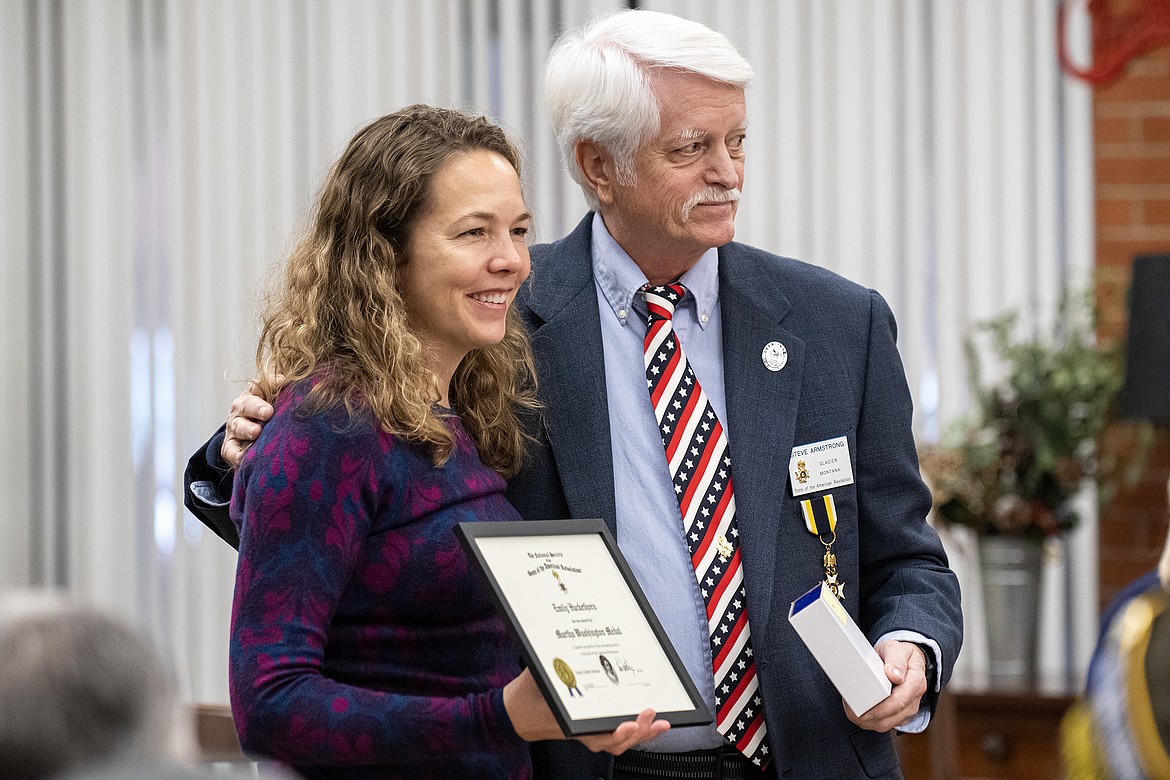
xmin=762 ymin=341 xmax=788 ymax=372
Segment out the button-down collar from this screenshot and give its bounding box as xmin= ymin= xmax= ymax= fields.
xmin=590 ymin=212 xmax=719 ymax=329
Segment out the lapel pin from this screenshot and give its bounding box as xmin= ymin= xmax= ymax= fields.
xmin=762 ymin=341 xmax=788 ymax=372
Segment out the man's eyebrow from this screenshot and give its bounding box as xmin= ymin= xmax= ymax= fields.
xmin=671 ymin=123 xmax=748 ymax=142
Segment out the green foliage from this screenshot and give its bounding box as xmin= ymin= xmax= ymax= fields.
xmin=919 ymin=289 xmax=1126 ymax=539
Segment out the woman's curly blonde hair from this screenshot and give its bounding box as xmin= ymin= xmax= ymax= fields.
xmin=255 ymin=105 xmax=538 ymax=477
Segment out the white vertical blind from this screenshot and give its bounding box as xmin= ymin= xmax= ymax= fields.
xmin=0 ymin=0 xmax=33 ymax=591
xmin=1 ymin=0 xmax=1094 ymax=701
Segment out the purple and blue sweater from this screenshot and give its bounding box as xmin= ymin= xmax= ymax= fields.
xmin=229 ymin=381 xmax=531 ymax=779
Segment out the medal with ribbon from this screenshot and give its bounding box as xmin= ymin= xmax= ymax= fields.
xmin=800 ymin=494 xmax=844 ymax=600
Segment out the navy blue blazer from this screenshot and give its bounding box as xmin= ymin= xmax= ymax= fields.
xmin=184 ymin=214 xmax=962 ymax=780
xmin=508 ymin=215 xmax=962 ymax=780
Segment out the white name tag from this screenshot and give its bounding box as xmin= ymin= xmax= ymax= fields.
xmin=789 ymin=435 xmax=855 ymax=496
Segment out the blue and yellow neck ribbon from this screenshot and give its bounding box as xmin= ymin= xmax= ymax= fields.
xmin=800 ymin=493 xmax=844 ymax=600
xmin=801 ymin=494 xmax=838 ymax=536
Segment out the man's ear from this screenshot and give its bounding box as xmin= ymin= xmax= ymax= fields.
xmin=575 ymin=140 xmax=614 ymax=205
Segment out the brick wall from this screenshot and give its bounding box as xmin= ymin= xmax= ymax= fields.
xmin=1093 ymin=44 xmax=1170 ymax=605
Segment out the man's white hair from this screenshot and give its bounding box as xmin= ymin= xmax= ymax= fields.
xmin=543 ymin=9 xmax=753 ymax=210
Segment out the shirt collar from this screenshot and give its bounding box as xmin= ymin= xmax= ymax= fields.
xmin=590 ymin=212 xmax=720 ymax=329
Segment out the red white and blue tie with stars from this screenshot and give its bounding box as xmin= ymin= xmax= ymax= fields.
xmin=641 ymin=283 xmax=769 ymax=769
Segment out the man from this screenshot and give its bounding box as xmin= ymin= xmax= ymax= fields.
xmin=0 ymin=592 xmax=197 ymax=779
xmin=187 ymin=10 xmax=962 ymax=779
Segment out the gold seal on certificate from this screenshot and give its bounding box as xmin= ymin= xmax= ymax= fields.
xmin=456 ymin=519 xmax=712 ymax=736
xmin=553 ymin=658 xmax=582 ymax=697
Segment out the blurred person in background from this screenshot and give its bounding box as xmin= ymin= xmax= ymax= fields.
xmin=1061 ymin=496 xmax=1170 ymax=779
xmin=0 ymin=591 xmax=194 ymax=780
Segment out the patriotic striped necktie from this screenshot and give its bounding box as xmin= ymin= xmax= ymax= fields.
xmin=640 ymin=283 xmax=769 ymax=768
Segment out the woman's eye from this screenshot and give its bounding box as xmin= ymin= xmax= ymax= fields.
xmin=462 ymin=227 xmax=486 ymax=237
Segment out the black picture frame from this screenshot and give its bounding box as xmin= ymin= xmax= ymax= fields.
xmin=456 ymin=518 xmax=712 ymax=736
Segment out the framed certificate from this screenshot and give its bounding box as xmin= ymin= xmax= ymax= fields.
xmin=456 ymin=519 xmax=712 ymax=735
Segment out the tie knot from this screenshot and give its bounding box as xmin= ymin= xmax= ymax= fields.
xmin=641 ymin=283 xmax=687 ymax=323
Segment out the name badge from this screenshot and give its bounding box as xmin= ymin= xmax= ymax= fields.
xmin=789 ymin=435 xmax=855 ymax=496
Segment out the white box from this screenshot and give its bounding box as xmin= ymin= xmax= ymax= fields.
xmin=787 ymin=582 xmax=892 ymax=715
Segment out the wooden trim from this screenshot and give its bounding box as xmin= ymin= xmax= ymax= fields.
xmin=190 ymin=703 xmax=246 ymax=764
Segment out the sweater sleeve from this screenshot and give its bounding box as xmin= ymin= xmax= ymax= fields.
xmin=227 ymin=402 xmax=525 ymax=768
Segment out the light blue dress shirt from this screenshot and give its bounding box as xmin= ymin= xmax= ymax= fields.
xmin=589 ymin=214 xmax=935 ymax=751
xmin=591 ymin=213 xmax=728 ymax=752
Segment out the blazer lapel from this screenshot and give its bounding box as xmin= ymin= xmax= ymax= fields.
xmin=718 ymin=244 xmax=805 ymax=636
xmin=525 ymin=217 xmax=619 ymax=535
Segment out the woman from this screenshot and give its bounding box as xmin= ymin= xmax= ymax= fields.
xmin=228 ymin=105 xmax=666 ymax=778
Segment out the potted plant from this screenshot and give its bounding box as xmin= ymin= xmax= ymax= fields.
xmin=918 ymin=289 xmax=1126 ymax=689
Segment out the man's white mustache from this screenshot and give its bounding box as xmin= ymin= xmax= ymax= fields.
xmin=681 ymin=187 xmax=742 ymax=221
